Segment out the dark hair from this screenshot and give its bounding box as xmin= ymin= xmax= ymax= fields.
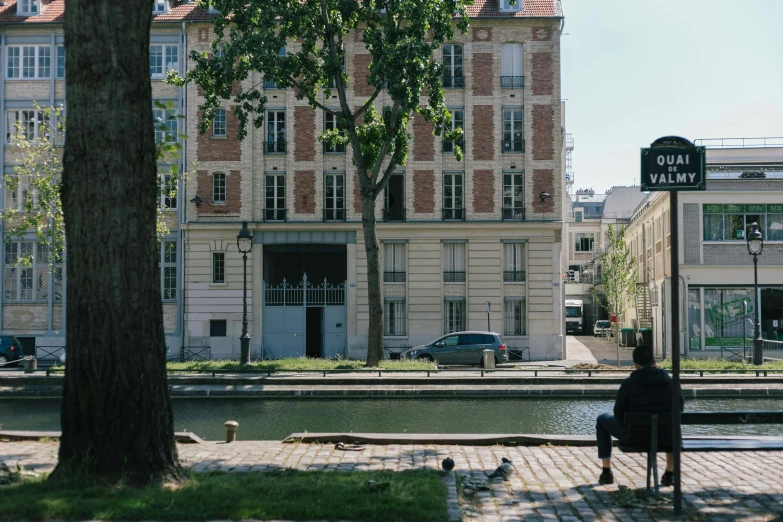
xmin=633 ymin=345 xmax=655 ymax=367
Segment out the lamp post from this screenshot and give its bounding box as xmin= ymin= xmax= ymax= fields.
xmin=746 ymin=222 xmax=764 ymax=365
xmin=237 ymin=221 xmax=253 ymax=365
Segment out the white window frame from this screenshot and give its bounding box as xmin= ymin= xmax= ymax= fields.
xmin=5 ymin=174 xmax=37 ymax=211
xmin=383 ymin=243 xmax=406 ymax=282
xmin=443 ymin=243 xmax=466 ymax=282
xmin=443 ymin=172 xmax=464 ymax=217
xmin=7 ymin=45 xmax=50 ymax=79
xmin=499 ymin=0 xmax=523 ymax=12
xmin=265 ymin=110 xmax=286 ymax=153
xmin=152 ymin=0 xmax=168 ymax=14
xmin=152 ymin=108 xmax=178 ymax=143
xmin=6 ymin=109 xmax=51 ymax=144
xmin=212 ymin=252 xmax=225 ymax=284
xmin=384 ymin=299 xmax=406 ymax=336
xmin=149 ymin=44 xmax=178 ymax=79
xmin=3 ymin=242 xmax=51 ymax=302
xmin=212 ymin=109 xmax=227 ymax=137
xmin=17 ymin=0 xmax=41 ymax=16
xmin=323 ymin=112 xmax=346 ymax=153
xmin=444 ymin=300 xmax=466 ymax=334
xmin=500 ymin=43 xmax=523 ymax=84
xmin=503 ymin=243 xmax=525 ymax=282
xmin=442 ymin=44 xmax=463 ymax=87
xmin=212 ymin=172 xmax=226 ymax=204
xmin=443 ymin=109 xmax=464 ymax=153
xmin=502 ymin=108 xmax=524 ymax=152
xmin=159 ymin=170 xmax=177 ymax=210
xmin=159 ymin=240 xmax=177 ymax=301
xmin=323 ymin=172 xmax=345 ymax=219
xmin=56 ymin=45 xmax=65 ymax=78
xmin=574 ymin=232 xmax=595 ymax=252
xmin=264 ymin=173 xmax=285 ymax=220
xmin=504 ymin=299 xmax=527 ymax=336
xmin=502 ymin=172 xmax=524 ymax=212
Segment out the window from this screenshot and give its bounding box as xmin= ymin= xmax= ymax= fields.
xmin=500 ymin=43 xmax=523 ymax=88
xmin=7 ymin=45 xmax=50 ymax=79
xmin=383 ymin=173 xmax=405 ymax=221
xmin=442 ymin=44 xmax=463 ymax=88
xmin=3 ymin=242 xmax=53 ymax=302
xmin=574 ymin=209 xmax=583 ymax=222
xmin=503 ymin=243 xmax=525 ymax=282
xmin=210 ymin=319 xmax=227 ymax=337
xmin=150 ymin=44 xmax=178 ymax=79
xmin=442 ymin=109 xmax=464 ymax=153
xmin=152 ymin=108 xmax=178 ymax=143
xmin=212 ymin=252 xmax=225 ymax=284
xmin=265 ymin=110 xmax=286 ymax=153
xmin=323 ymin=112 xmax=346 ymax=153
xmin=159 ymin=240 xmax=177 ymax=301
xmin=6 ymin=109 xmax=51 ymax=143
xmin=328 ymin=55 xmax=346 ymax=89
xmin=384 ymin=243 xmax=406 ymax=283
xmin=384 ymin=300 xmax=406 ymax=336
xmin=152 ymin=0 xmax=168 ymax=14
xmin=574 ymin=233 xmax=594 ymax=252
xmin=443 ymin=243 xmax=466 ymax=282
xmin=442 ymin=172 xmax=464 ymax=220
xmin=703 ymin=204 xmax=780 ymax=242
xmin=17 ymin=0 xmax=40 ymax=16
xmin=159 ymin=171 xmax=177 ymax=209
xmin=504 ymin=299 xmax=526 ymax=336
xmin=212 ymin=172 xmax=226 ymax=203
xmin=323 ymin=173 xmax=345 ymax=220
xmin=498 ymin=0 xmax=522 ymax=11
xmin=444 ymin=300 xmax=465 ymax=334
xmin=502 ymin=172 xmax=524 ymax=219
xmin=265 ymin=173 xmax=286 ymax=221
xmin=264 ymin=47 xmax=286 ymax=89
xmin=56 ymin=45 xmax=65 ymax=78
xmin=502 ymin=108 xmax=524 ymax=152
xmin=212 ymin=109 xmax=226 ymax=137
xmin=5 ymin=174 xmax=35 ymax=211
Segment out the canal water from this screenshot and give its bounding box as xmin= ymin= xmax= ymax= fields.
xmin=1 ymin=398 xmax=782 ymax=441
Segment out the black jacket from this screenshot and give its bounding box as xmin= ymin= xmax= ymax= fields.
xmin=614 ymin=366 xmax=684 ymax=448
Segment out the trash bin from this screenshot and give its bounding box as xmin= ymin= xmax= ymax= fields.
xmin=23 ymin=357 xmax=37 ymax=374
xmin=620 ymin=328 xmax=636 ymax=347
xmin=482 ymin=349 xmax=496 ymax=369
xmin=635 ymin=328 xmax=653 ymax=349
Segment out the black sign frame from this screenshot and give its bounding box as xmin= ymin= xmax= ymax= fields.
xmin=640 ymin=145 xmax=706 ymax=192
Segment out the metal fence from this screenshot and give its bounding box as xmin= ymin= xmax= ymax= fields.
xmin=763 ymin=340 xmax=783 ymax=359
xmin=264 ymin=275 xmax=346 ymax=307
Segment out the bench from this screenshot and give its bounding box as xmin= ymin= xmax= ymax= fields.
xmin=621 ymin=411 xmax=783 ymax=494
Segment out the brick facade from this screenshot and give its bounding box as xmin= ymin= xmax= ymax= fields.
xmin=531 ymin=53 xmax=553 ymax=96
xmin=196 ymin=169 xmax=242 ymax=215
xmin=532 ymin=104 xmax=554 ymax=161
xmin=472 ymin=53 xmax=494 ymax=97
xmin=413 ymin=170 xmax=435 ymax=214
xmin=353 ymin=54 xmax=374 ymax=97
xmin=196 ymin=110 xmax=241 ymax=161
xmin=294 ymin=106 xmax=316 ymax=161
xmin=472 ymin=105 xmax=495 ymax=160
xmin=413 ymin=113 xmax=435 ymax=161
xmin=531 ymin=169 xmax=555 ymax=213
xmin=473 ymin=170 xmax=495 ymax=213
xmin=294 ymin=170 xmax=316 ymax=214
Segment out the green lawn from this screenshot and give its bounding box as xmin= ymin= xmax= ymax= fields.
xmin=658 ymin=358 xmax=783 ymax=371
xmin=0 ymin=470 xmax=449 ymax=522
xmin=165 ymin=357 xmax=435 ymax=372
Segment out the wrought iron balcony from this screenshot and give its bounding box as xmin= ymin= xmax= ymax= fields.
xmin=442 ymin=140 xmax=465 ymax=154
xmin=442 ymin=75 xmax=464 ymax=88
xmin=264 ymin=209 xmax=287 ymax=221
xmin=382 ymin=208 xmax=406 ymax=222
xmin=503 ymin=270 xmax=526 ymax=282
xmin=502 ymin=140 xmax=525 ymax=153
xmin=264 ymin=80 xmax=282 ymax=89
xmin=502 ymin=207 xmax=526 ymax=220
xmin=500 ymin=76 xmax=524 ymax=89
xmin=384 ymin=271 xmax=406 ymax=283
xmin=443 ymin=271 xmax=466 ymax=283
xmin=322 ymin=208 xmax=346 ymax=221
xmin=265 ymin=140 xmax=286 ymax=153
xmin=442 ymin=208 xmax=465 ymax=221
xmin=323 ymin=141 xmax=346 ymax=153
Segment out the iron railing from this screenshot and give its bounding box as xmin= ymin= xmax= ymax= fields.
xmin=502 ymin=207 xmax=525 ymax=220
xmin=442 ymin=208 xmax=465 ymax=220
xmin=502 ymin=140 xmax=525 ymax=153
xmin=264 ymin=275 xmax=346 ymax=307
xmin=503 ymin=270 xmax=526 ymax=282
xmin=384 ymin=271 xmax=406 ymax=283
xmin=323 ymin=141 xmax=346 ymax=153
xmin=323 ymin=208 xmax=346 ymax=221
xmin=694 ymin=137 xmax=783 ymax=149
xmin=265 ymin=140 xmax=286 ymax=153
xmin=443 ymin=271 xmax=466 ymax=283
xmin=264 ymin=80 xmax=282 ymax=89
xmin=442 ymin=75 xmax=464 ymax=88
xmin=382 ymin=208 xmax=406 ymax=222
xmin=500 ymin=76 xmax=524 ymax=88
xmin=442 ymin=140 xmax=465 ymax=153
xmin=264 ymin=209 xmax=287 ymax=221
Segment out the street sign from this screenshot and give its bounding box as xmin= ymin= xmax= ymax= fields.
xmin=640 ymin=139 xmax=706 ymax=192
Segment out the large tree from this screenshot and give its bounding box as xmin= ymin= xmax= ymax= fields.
xmin=179 ymin=0 xmax=469 ymax=366
xmin=52 ymin=0 xmax=183 ymax=484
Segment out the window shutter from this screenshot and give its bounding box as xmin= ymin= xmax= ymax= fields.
xmin=501 ymin=44 xmax=513 ymax=77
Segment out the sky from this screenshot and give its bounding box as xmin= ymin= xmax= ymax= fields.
xmin=561 ymin=0 xmax=783 ymax=194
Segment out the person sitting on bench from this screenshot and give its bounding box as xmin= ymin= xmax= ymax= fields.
xmin=595 ymin=344 xmax=683 ymax=486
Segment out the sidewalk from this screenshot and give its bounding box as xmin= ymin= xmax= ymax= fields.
xmin=2 ymin=440 xmax=783 ymax=521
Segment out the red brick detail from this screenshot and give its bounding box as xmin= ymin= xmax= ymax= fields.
xmin=294 ymin=106 xmax=316 ymax=161
xmin=531 ymin=26 xmax=552 ymax=41
xmin=353 ymin=172 xmax=363 ymax=214
xmin=472 ymin=105 xmax=495 ymax=161
xmin=531 ymin=53 xmax=553 ymax=96
xmin=198 ymin=28 xmax=211 ymax=42
xmin=196 ymin=110 xmax=241 ymax=162
xmin=531 ymin=169 xmax=555 ymax=213
xmin=195 ymin=169 xmax=241 ymax=215
xmin=412 ymin=113 xmax=434 ymax=161
xmin=354 ymin=26 xmax=364 ymax=43
xmin=413 ymin=170 xmax=435 ymax=214
xmin=471 ymin=26 xmax=492 ymax=42
xmin=532 ymin=104 xmax=554 ymax=161
xmin=473 ymin=170 xmax=495 ymax=213
xmin=353 ymin=54 xmax=374 ymax=97
xmin=294 ymin=170 xmax=316 ymax=214
xmin=471 ymin=53 xmax=494 ymax=96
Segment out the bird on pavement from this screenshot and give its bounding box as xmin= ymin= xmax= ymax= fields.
xmin=441 ymin=457 xmax=455 ymax=471
xmin=487 ymin=457 xmax=514 ymax=480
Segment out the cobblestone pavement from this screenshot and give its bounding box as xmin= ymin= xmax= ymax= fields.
xmin=2 ymin=440 xmax=783 ymax=521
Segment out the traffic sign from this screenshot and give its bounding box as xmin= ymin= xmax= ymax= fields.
xmin=640 ymin=137 xmax=706 ymax=192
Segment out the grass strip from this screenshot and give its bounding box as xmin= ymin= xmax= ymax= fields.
xmin=658 ymin=358 xmax=783 ymax=371
xmin=164 ymin=356 xmax=434 ymax=372
xmin=0 ymin=469 xmax=448 ymax=522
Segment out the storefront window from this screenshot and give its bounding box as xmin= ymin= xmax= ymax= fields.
xmin=704 ymin=288 xmax=754 ymax=350
xmin=766 ymin=209 xmax=783 ymax=241
xmin=688 ymin=288 xmax=701 ymax=351
xmin=761 ymin=288 xmax=783 ymax=341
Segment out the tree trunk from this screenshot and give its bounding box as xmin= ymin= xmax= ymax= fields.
xmin=362 ymin=189 xmax=384 ymax=367
xmin=615 ymin=314 xmax=621 ymax=368
xmin=53 ymin=0 xmax=183 ymax=485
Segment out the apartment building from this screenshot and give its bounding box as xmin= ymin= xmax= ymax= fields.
xmin=623 ymin=139 xmax=783 ymax=359
xmin=0 ymin=0 xmax=567 ymax=362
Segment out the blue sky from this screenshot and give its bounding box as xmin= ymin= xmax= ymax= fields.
xmin=561 ymin=0 xmax=783 ymax=193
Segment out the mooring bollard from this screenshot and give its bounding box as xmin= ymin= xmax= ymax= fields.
xmin=224 ymin=420 xmax=239 ymax=443
xmin=23 ymin=357 xmax=37 ymax=374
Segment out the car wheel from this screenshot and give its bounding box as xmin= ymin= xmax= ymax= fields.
xmin=0 ymin=354 xmax=8 ymax=367
xmin=417 ymin=354 xmax=433 ymax=362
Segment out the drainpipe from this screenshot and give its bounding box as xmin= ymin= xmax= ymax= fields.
xmin=179 ymin=21 xmax=188 ymax=359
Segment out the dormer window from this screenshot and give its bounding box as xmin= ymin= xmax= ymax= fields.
xmin=152 ymin=0 xmax=168 ymax=14
xmin=499 ymin=0 xmax=523 ymax=12
xmin=18 ymin=0 xmax=41 ymax=16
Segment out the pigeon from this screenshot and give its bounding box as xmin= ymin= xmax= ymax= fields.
xmin=441 ymin=457 xmax=455 ymax=471
xmin=487 ymin=457 xmax=514 ymax=480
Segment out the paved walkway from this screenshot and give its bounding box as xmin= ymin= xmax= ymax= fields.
xmin=565 ymin=336 xmax=599 ymax=364
xmin=2 ymin=440 xmax=782 ymax=521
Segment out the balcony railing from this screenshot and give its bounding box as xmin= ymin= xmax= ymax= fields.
xmin=442 ymin=75 xmax=464 ymax=88
xmin=502 ymin=207 xmax=525 ymax=220
xmin=382 ymin=208 xmax=406 ymax=222
xmin=264 ymin=80 xmax=282 ymax=89
xmin=502 ymin=140 xmax=525 ymax=153
xmin=264 ymin=208 xmax=287 ymax=221
xmin=384 ymin=271 xmax=406 ymax=283
xmin=323 ymin=141 xmax=346 ymax=153
xmin=442 ymin=140 xmax=465 ymax=154
xmin=442 ymin=208 xmax=465 ymax=221
xmin=265 ymin=140 xmax=286 ymax=153
xmin=503 ymin=270 xmax=526 ymax=282
xmin=443 ymin=271 xmax=466 ymax=283
xmin=323 ymin=208 xmax=346 ymax=221
xmin=500 ymin=76 xmax=524 ymax=88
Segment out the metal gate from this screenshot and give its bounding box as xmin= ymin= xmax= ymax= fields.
xmin=262 ymin=274 xmax=346 ymax=359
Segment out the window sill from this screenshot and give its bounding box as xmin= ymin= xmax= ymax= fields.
xmin=503 ymin=281 xmax=526 ymax=285
xmin=211 ymin=135 xmax=227 ymax=140
xmin=443 ymin=281 xmax=465 ymax=285
xmin=211 ymin=201 xmax=227 ymax=205
xmin=6 ymin=77 xmax=51 ymax=81
xmin=384 ymin=281 xmax=405 ymax=285
xmin=209 ymin=282 xmax=228 ymax=287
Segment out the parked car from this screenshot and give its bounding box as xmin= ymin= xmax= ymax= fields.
xmin=401 ymin=332 xmax=508 ymax=366
xmin=594 ymin=320 xmax=614 ymax=337
xmin=0 ymin=335 xmax=23 ymax=367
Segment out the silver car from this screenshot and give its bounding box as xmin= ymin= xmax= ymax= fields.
xmin=401 ymin=331 xmax=509 ymax=366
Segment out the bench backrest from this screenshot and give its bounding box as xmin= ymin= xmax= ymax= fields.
xmin=624 ymin=411 xmax=783 ymax=426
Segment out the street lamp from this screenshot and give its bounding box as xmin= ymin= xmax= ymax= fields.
xmin=746 ymin=222 xmax=764 ymax=365
xmin=237 ymin=221 xmax=253 ymax=365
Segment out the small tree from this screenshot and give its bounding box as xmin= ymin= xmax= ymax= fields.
xmin=594 ymin=224 xmax=637 ymax=367
xmin=176 ymin=0 xmax=469 ymax=367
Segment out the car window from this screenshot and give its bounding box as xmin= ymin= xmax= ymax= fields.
xmin=459 ymin=334 xmax=478 ymax=345
xmin=441 ymin=335 xmax=459 ymax=346
xmin=484 ymin=334 xmax=497 ymax=344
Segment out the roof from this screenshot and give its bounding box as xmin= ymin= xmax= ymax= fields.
xmin=0 ymin=0 xmax=561 ymax=24
xmin=602 ymin=186 xmax=647 ymax=221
